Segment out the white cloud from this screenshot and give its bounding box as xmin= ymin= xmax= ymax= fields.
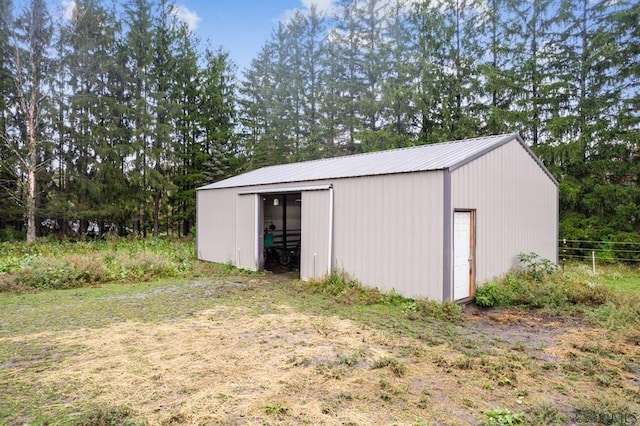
xmin=301 ymin=0 xmax=336 ymax=14
xmin=170 ymin=4 xmax=201 ymax=31
xmin=284 ymin=0 xmax=421 ymax=23
xmin=62 ymin=0 xmax=76 ymax=21
xmin=281 ymin=0 xmax=338 ymax=23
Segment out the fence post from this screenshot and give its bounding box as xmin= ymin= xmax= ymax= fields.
xmin=592 ymin=251 xmax=596 ymax=274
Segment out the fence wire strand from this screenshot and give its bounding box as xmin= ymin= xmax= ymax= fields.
xmin=559 ymin=239 xmax=640 ymax=263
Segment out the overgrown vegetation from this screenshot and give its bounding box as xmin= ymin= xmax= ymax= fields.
xmin=475 ymin=253 xmax=640 ymax=332
xmin=304 ymin=271 xmax=463 ymax=323
xmin=0 ymin=238 xmax=225 ymax=292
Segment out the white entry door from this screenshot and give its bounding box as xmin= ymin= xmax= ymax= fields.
xmin=453 ymin=211 xmax=475 ymax=300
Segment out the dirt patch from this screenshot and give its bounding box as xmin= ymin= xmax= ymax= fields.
xmin=462 ymin=306 xmax=589 ymax=355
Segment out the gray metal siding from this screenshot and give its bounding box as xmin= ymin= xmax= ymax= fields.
xmin=196 ymin=188 xmax=236 ymax=263
xmin=450 ymin=139 xmax=558 ymax=286
xmin=300 ymin=190 xmax=331 ymax=280
xmin=332 ymin=172 xmax=444 ymax=300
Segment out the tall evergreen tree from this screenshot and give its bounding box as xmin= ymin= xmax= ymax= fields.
xmin=376 ymin=0 xmax=418 ymax=148
xmin=410 ymin=0 xmax=455 ymax=142
xmin=123 ymin=0 xmax=154 ymax=236
xmin=62 ymin=0 xmax=121 ymax=234
xmin=148 ymin=0 xmax=177 ymax=236
xmin=239 ymin=42 xmax=285 ymax=168
xmin=0 ymin=0 xmax=20 ymax=231
xmin=298 ymin=6 xmax=327 ymax=159
xmin=476 ymin=0 xmax=521 ymax=134
xmin=8 ymin=0 xmax=53 ymax=242
xmin=509 ymin=0 xmax=556 ymax=148
xmin=323 ymin=0 xmax=366 ymax=153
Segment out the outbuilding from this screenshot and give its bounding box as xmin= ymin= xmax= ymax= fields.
xmin=196 ymin=133 xmax=558 ymax=302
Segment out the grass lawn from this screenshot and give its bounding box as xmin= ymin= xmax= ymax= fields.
xmin=596 ymin=264 xmax=640 ymax=293
xmin=0 ymin=242 xmax=639 ymax=425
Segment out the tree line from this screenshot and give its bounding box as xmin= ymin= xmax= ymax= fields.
xmin=1 ymin=0 xmax=639 ymax=243
xmin=1 ymin=0 xmax=235 ymax=240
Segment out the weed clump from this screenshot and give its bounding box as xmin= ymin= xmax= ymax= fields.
xmin=474 ymin=253 xmax=640 ymax=333
xmin=482 ymin=407 xmax=526 ymax=425
xmin=475 ymin=253 xmax=614 ymax=309
xmin=73 ymin=405 xmax=137 ymax=426
xmin=305 ymin=272 xmax=462 ymax=322
xmin=371 ymin=356 xmax=406 ymax=377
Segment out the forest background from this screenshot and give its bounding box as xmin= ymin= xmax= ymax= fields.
xmin=0 ymin=0 xmax=638 ymax=244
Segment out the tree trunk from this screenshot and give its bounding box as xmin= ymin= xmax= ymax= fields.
xmin=153 ymin=190 xmax=160 ymax=237
xmin=25 ymin=104 xmax=37 ymax=243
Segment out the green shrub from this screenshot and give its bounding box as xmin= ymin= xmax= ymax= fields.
xmin=517 ymin=252 xmax=556 ymax=282
xmin=475 ymin=263 xmax=614 ymax=310
xmin=475 ymin=282 xmax=501 ymax=307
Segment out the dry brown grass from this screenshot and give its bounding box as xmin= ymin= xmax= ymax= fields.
xmin=1 ymin=275 xmax=639 ymax=425
xmin=3 ymin=301 xmax=638 ymax=425
xmin=5 ymin=306 xmax=459 ymax=424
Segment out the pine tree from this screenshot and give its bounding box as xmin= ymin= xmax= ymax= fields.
xmin=410 ymin=0 xmax=455 ymax=143
xmin=323 ymin=0 xmax=366 ymax=153
xmin=552 ymin=0 xmax=640 ymax=240
xmin=148 ymin=0 xmax=177 ymax=236
xmin=299 ymin=6 xmax=327 ymax=159
xmin=123 ymin=0 xmax=154 ymax=236
xmin=0 ymin=0 xmax=17 ymax=231
xmin=476 ymin=0 xmax=522 ymax=135
xmin=169 ymin=26 xmax=200 ymax=236
xmin=7 ymin=0 xmax=53 ymax=242
xmin=376 ymin=0 xmax=418 ymax=149
xmin=239 ymin=42 xmax=283 ymax=168
xmin=61 ymin=0 xmax=122 ymax=234
xmin=509 ymin=0 xmax=556 ymax=148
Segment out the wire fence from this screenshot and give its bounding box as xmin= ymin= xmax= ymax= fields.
xmin=559 ymin=239 xmax=640 ymax=265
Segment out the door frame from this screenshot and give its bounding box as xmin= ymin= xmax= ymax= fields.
xmin=236 ymin=184 xmax=333 ymax=275
xmin=453 ymin=209 xmax=476 ymax=301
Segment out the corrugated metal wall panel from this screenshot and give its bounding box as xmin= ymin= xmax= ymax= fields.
xmin=300 ymin=190 xmax=331 ymax=280
xmin=196 ymin=188 xmax=236 ymax=264
xmin=451 ymin=139 xmax=558 ymax=285
xmin=332 ymin=172 xmax=444 ymax=300
xmin=235 ymin=194 xmax=258 ymax=270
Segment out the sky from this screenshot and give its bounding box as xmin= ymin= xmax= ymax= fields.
xmin=41 ymin=0 xmax=336 ymax=72
xmin=163 ymin=0 xmax=337 ymax=72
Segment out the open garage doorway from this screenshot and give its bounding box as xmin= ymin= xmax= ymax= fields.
xmin=261 ymin=192 xmax=302 ymax=275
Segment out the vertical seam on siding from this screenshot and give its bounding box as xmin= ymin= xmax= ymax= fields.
xmin=442 ymin=170 xmax=452 ymax=301
xmin=328 ymin=186 xmax=334 ymax=276
xmin=255 ymin=194 xmax=260 ymax=270
xmin=195 ymin=193 xmax=199 ymax=259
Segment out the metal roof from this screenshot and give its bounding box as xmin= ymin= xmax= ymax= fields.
xmin=198 ymin=133 xmax=555 ymax=190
